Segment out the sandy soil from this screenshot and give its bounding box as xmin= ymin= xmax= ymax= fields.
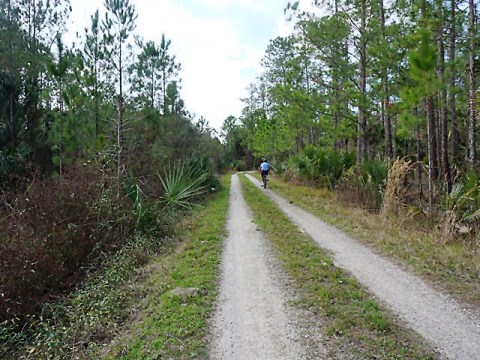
xmin=209 ymin=174 xmax=326 ymax=360
xmin=246 ymin=174 xmax=480 ymax=360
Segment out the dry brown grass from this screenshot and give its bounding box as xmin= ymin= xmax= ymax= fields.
xmin=381 ymin=158 xmax=413 ymax=217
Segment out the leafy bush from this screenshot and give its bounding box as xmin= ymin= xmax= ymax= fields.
xmin=0 ymin=235 xmax=165 ymax=359
xmin=125 ymin=177 xmax=173 ymax=237
xmin=187 ymin=155 xmax=220 ymax=190
xmin=288 ymin=146 xmax=355 ymax=188
xmin=337 ymin=160 xmax=388 ymax=211
xmin=0 ymin=165 xmax=136 ymax=325
xmin=440 ymin=171 xmax=480 ymax=240
xmin=158 ymin=161 xmax=211 ymax=210
xmin=0 ymin=142 xmax=31 ymax=186
xmin=231 ymin=159 xmax=247 ymax=171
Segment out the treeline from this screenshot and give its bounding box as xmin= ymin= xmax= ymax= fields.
xmin=0 ymin=0 xmax=223 ymax=335
xmin=223 ymin=0 xmax=479 ymax=237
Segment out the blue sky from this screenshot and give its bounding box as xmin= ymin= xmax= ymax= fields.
xmin=68 ymin=0 xmax=304 ymax=131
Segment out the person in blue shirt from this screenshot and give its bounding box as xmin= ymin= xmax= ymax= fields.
xmin=258 ymin=159 xmax=271 ymax=188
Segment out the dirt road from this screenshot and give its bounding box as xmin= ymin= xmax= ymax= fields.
xmin=209 ymin=175 xmax=324 ymax=359
xmin=246 ymin=174 xmax=480 ymax=360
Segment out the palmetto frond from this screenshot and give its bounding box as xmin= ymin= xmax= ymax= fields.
xmin=158 ymin=163 xmax=209 ymax=210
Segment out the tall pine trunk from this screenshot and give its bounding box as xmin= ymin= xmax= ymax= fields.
xmin=467 ymin=0 xmax=477 ymax=165
xmin=95 ymin=60 xmax=100 ymax=137
xmin=426 ymin=96 xmax=438 ymax=210
xmin=333 ymin=0 xmax=341 ymax=150
xmin=448 ymin=0 xmax=458 ymax=164
xmin=357 ymin=0 xmax=367 ymax=165
xmin=118 ymin=42 xmax=125 ymax=180
xmin=26 ymin=0 xmax=40 ymax=152
xmin=379 ymin=0 xmax=393 ymax=160
xmin=435 ymin=3 xmax=451 ymax=189
xmin=415 ymin=122 xmax=423 ymax=206
xmin=7 ymin=0 xmax=16 ymax=146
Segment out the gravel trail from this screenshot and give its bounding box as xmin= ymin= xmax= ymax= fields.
xmin=246 ymin=174 xmax=480 ymax=360
xmin=209 ymin=174 xmax=324 ymax=359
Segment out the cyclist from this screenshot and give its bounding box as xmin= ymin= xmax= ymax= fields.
xmin=259 ymin=159 xmax=270 ymax=189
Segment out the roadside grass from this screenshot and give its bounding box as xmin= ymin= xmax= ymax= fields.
xmin=240 ymin=174 xmax=436 ymax=359
xmin=1 ymin=235 xmax=171 ymax=360
xmin=102 ymin=175 xmax=230 ymax=359
xmin=260 ymin=174 xmax=480 ymax=307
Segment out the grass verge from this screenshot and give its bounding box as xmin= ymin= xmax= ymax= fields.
xmin=261 ymin=174 xmax=480 ymax=307
xmin=240 ymin=174 xmax=436 ymax=359
xmin=1 ymin=235 xmax=169 ymax=360
xmin=102 ymin=175 xmax=230 ymax=359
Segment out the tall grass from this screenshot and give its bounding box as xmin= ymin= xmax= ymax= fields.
xmin=381 ymin=159 xmax=413 ymax=217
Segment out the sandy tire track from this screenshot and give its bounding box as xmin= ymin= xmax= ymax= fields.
xmin=209 ymin=174 xmax=325 ymax=360
xmin=246 ymin=174 xmax=480 ymax=360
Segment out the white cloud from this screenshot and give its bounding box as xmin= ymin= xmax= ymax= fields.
xmin=202 ymin=0 xmax=268 ymax=12
xmin=67 ymin=0 xmax=293 ymax=130
xmin=135 ymin=1 xmax=247 ymax=127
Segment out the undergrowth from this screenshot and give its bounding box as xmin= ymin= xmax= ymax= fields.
xmin=0 ymin=235 xmax=168 ymax=359
xmin=0 ymin=172 xmax=224 ymax=359
xmin=101 ymin=175 xmax=230 ymax=359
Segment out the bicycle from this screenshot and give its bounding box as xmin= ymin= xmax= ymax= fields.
xmin=259 ymin=159 xmax=271 ymax=189
xmin=261 ymin=172 xmax=268 ymax=189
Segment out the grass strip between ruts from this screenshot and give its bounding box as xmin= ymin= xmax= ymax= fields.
xmin=260 ymin=174 xmax=480 ymax=307
xmin=103 ymin=175 xmax=230 ymax=359
xmin=240 ymin=174 xmax=436 ymax=359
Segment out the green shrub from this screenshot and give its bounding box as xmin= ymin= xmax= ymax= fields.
xmin=158 ymin=161 xmax=211 ymax=210
xmin=0 ymin=165 xmax=136 ymax=325
xmin=0 ymin=235 xmax=165 ymax=359
xmin=0 ymin=142 xmax=31 ymax=187
xmin=231 ymin=159 xmax=247 ymax=171
xmin=288 ymin=146 xmax=355 ymax=188
xmin=125 ymin=176 xmax=174 ymax=237
xmin=440 ymin=171 xmax=480 ymax=239
xmin=337 ymin=160 xmax=388 ymax=211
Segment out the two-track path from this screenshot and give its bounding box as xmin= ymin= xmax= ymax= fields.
xmin=209 ymin=174 xmax=324 ymax=359
xmin=242 ymin=174 xmax=480 ymax=360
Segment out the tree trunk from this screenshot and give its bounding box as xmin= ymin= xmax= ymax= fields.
xmin=448 ymin=0 xmax=458 ymax=164
xmin=118 ymin=41 xmax=125 ymax=180
xmin=415 ymin=123 xmax=423 ymax=206
xmin=357 ymin=0 xmax=367 ymax=165
xmin=379 ymin=0 xmax=392 ymax=160
xmin=7 ymin=0 xmax=16 ymax=146
xmin=163 ymin=70 xmax=167 ymax=115
xmin=426 ymin=96 xmax=438 ymax=210
xmin=467 ymin=0 xmax=477 ymax=165
xmin=436 ymin=4 xmax=451 ymax=189
xmin=333 ymin=4 xmax=342 ymax=150
xmin=59 ymin=77 xmax=64 ymax=176
xmin=151 ymin=66 xmax=155 ymax=108
xmin=95 ymin=60 xmax=100 ymax=137
xmin=26 ymin=0 xmax=40 ymax=151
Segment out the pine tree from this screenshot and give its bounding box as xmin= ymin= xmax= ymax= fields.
xmin=467 ymin=0 xmax=477 ymax=165
xmin=83 ymin=9 xmax=105 ymax=137
xmin=102 ymin=0 xmax=138 ymax=180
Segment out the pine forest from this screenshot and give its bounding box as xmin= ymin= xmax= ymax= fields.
xmin=0 ymin=0 xmax=479 ymax=357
